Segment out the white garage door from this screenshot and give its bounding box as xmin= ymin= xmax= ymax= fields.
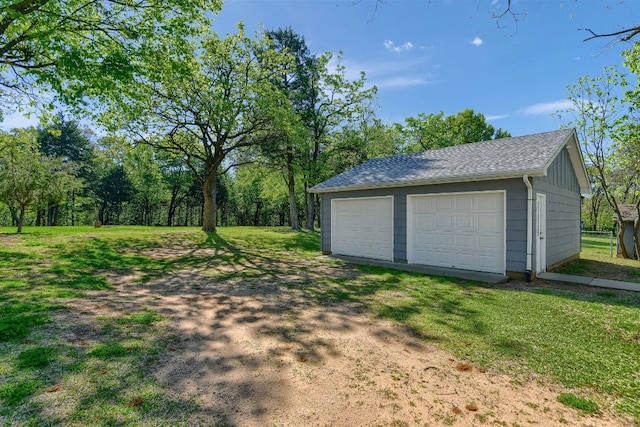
xmin=408 ymin=192 xmax=505 ymax=274
xmin=331 ymin=197 xmax=393 ymax=261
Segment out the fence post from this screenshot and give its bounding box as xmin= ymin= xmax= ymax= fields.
xmin=610 ymin=231 xmax=613 ymax=258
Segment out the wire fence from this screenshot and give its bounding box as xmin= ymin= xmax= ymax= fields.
xmin=581 ymin=230 xmax=614 ymax=257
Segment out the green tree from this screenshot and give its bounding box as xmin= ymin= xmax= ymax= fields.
xmin=263 ymin=27 xmax=313 ymax=230
xmin=444 ymin=109 xmax=510 ymax=145
xmin=0 ymin=0 xmax=221 ymax=117
xmin=560 ymin=66 xmax=639 ymax=258
xmin=324 ymin=106 xmax=403 ymax=175
xmin=100 ymin=26 xmax=294 ymax=233
xmin=0 ymin=128 xmax=77 ymax=232
xmin=94 ymin=164 xmax=134 ymax=225
xmin=300 ymin=52 xmax=377 ymax=230
xmin=37 ymin=113 xmax=94 ymax=225
xmin=124 ymin=144 xmax=167 ymax=226
xmin=157 ymin=151 xmax=197 ymax=226
xmin=621 ymin=42 xmax=640 ymax=198
xmin=401 ymin=109 xmax=510 ymax=153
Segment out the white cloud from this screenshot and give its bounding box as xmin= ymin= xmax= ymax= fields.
xmin=471 ymin=37 xmax=483 ymax=46
xmin=485 ymin=114 xmax=508 ymax=121
xmin=374 ymin=77 xmax=431 ymax=89
xmin=383 ymin=40 xmax=414 ymax=53
xmin=520 ymin=100 xmax=574 ymax=116
xmin=328 ymin=56 xmax=434 ymax=91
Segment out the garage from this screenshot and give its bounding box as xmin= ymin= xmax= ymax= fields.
xmin=407 ymin=192 xmax=505 ymax=274
xmin=311 ymin=130 xmax=590 ymax=280
xmin=331 ymin=196 xmax=393 ymax=261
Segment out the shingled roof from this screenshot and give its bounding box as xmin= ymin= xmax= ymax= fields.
xmin=616 ymin=205 xmax=639 ymax=223
xmin=310 ymin=128 xmax=590 ymax=194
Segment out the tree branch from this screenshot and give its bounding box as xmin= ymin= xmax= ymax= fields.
xmin=581 ymin=25 xmax=640 ymax=42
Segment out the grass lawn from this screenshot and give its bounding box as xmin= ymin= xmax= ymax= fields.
xmin=554 ymin=232 xmax=640 ymax=283
xmin=1 ymin=226 xmax=639 ymax=425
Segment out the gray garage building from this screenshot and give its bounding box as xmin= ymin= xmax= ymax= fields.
xmin=309 ymin=128 xmax=590 ymax=280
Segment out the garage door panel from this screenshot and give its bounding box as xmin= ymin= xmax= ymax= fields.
xmin=455 ymin=197 xmax=473 ymax=210
xmin=477 ymin=196 xmax=500 ymax=211
xmin=409 ymin=192 xmax=504 ymax=274
xmin=455 ymin=234 xmax=474 ymax=248
xmin=436 ymin=215 xmax=452 ymax=228
xmin=434 ymin=251 xmax=457 ymax=265
xmin=454 ymin=215 xmax=474 ymax=228
xmin=455 ymin=253 xmax=476 ymax=268
xmin=413 ymin=197 xmax=433 ymax=213
xmin=433 ymin=233 xmax=453 ymax=246
xmin=477 ymin=235 xmax=499 ymax=249
xmin=332 ymin=197 xmax=393 ymax=261
xmin=477 ymin=215 xmax=500 ymax=230
xmin=436 ymin=198 xmax=453 ymax=211
xmin=414 ymin=214 xmax=434 ymax=229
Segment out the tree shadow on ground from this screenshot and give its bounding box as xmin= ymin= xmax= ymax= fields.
xmin=3 ymin=228 xmax=638 ymax=425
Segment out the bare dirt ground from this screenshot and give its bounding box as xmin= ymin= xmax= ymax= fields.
xmin=64 ymin=251 xmax=630 ymax=427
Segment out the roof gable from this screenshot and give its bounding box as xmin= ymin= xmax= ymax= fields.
xmin=310 ymin=128 xmax=590 ymax=194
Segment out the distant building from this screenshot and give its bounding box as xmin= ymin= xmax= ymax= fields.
xmin=614 ymin=204 xmax=639 ymax=259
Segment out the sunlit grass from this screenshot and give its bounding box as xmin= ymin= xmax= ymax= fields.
xmin=555 ymin=233 xmax=640 ymax=282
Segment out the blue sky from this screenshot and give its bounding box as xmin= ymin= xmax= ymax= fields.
xmin=212 ymin=0 xmax=639 ymax=137
xmin=2 ymin=0 xmax=639 ymax=138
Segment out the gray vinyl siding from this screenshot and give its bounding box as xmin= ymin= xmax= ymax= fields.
xmin=321 ymin=179 xmax=528 ymax=272
xmin=532 ymin=147 xmax=582 ymax=268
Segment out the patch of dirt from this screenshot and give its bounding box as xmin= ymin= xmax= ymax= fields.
xmin=0 ymin=233 xmax=19 ymax=246
xmin=62 ymin=256 xmax=631 ymax=427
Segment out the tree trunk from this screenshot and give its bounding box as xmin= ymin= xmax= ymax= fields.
xmin=47 ymin=203 xmax=59 ymax=226
xmin=633 ymin=203 xmax=640 ymax=260
xmin=617 ymin=223 xmax=630 ymax=259
xmin=167 ymin=197 xmax=177 ymax=226
xmin=17 ymin=205 xmax=26 ymax=233
xmin=305 ymin=191 xmax=315 ymax=231
xmin=254 ymin=199 xmax=262 ymax=226
xmin=8 ymin=204 xmax=19 ymax=226
xmin=71 ymin=191 xmax=76 ymax=226
xmin=305 ymin=135 xmax=321 ymax=231
xmin=287 ymin=152 xmax=300 ymax=230
xmin=202 ymin=171 xmax=218 ymax=233
xmin=99 ymin=201 xmax=107 ymax=224
xmin=613 ymin=204 xmax=630 ymax=258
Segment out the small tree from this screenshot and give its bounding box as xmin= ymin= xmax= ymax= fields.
xmin=561 ymin=66 xmax=639 ymax=258
xmin=0 ymin=129 xmax=77 ymax=232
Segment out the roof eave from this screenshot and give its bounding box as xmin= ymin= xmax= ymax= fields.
xmin=308 ymin=170 xmax=546 ymax=194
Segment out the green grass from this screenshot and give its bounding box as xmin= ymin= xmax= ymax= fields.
xmin=117 ymin=311 xmax=164 ymax=325
xmin=557 ymin=393 xmax=599 ymax=413
xmin=16 ymin=346 xmax=59 ymax=369
xmin=0 ymin=380 xmax=42 ymax=405
xmin=555 ymin=233 xmax=640 ymax=283
xmin=0 ymin=225 xmax=639 ymax=424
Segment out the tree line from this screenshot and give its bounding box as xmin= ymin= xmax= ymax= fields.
xmin=0 ymin=104 xmax=507 ymax=232
xmin=0 ymin=1 xmax=639 ymax=258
